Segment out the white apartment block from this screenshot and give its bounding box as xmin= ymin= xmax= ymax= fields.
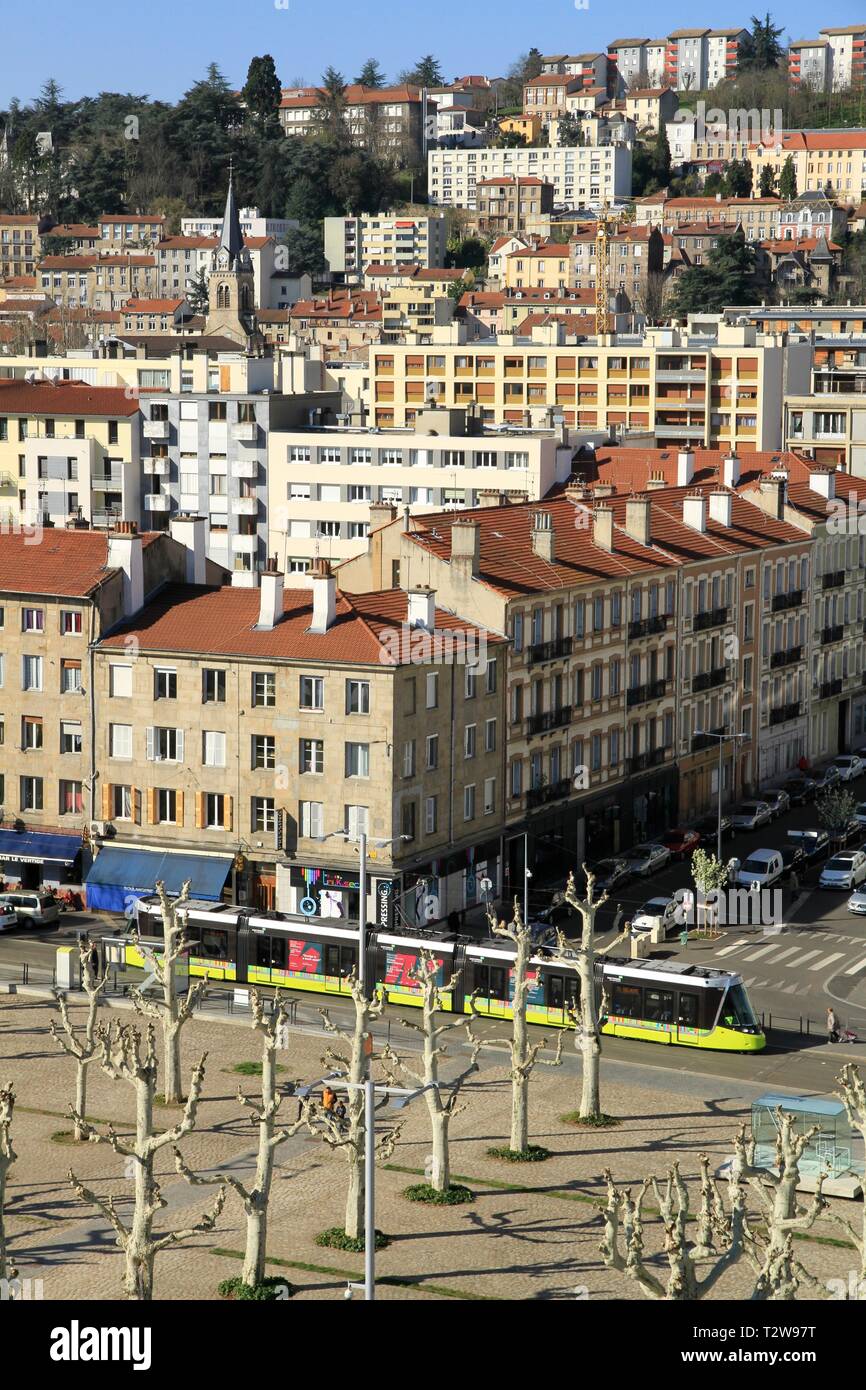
xmin=324 ymin=214 xmax=448 ymax=278
xmin=428 ymin=145 xmax=632 ymax=211
xmin=181 ymin=207 xmax=298 ymax=241
xmin=822 ymin=25 xmax=866 ymax=89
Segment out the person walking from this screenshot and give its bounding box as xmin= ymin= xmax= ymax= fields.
xmin=827 ymin=1008 xmax=840 ymax=1044
xmin=322 ymin=1083 xmax=337 ymax=1115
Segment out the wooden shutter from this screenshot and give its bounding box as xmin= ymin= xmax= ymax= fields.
xmin=175 ymin=790 xmax=184 ymax=826
xmin=101 ymin=783 xmax=112 ymax=820
xmin=146 ymin=788 xmax=156 ymax=824
xmin=133 ymin=788 xmax=142 ymax=825
xmin=195 ymin=793 xmax=204 ymax=830
xmin=223 ymin=796 xmax=233 ymax=833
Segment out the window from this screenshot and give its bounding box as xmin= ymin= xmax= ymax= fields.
xmin=345 ymin=742 xmax=370 ymax=777
xmin=426 ymin=672 xmax=438 ymax=709
xmin=252 ymin=734 xmax=276 ymax=770
xmin=202 ymin=730 xmax=226 ymax=768
xmin=60 ymin=720 xmax=82 ymax=754
xmin=425 ymin=796 xmax=438 ymax=834
xmin=299 ymin=675 xmax=323 ymax=710
xmin=485 ymin=718 xmax=496 ymax=752
xmin=512 ymin=612 xmax=524 ymax=652
xmin=465 ymin=667 xmax=476 ymax=700
xmin=299 ymin=800 xmax=322 ymax=837
xmin=345 ymin=804 xmax=368 ymax=840
xmin=156 ymin=789 xmax=179 ymax=824
xmin=60 ymin=610 xmax=82 ymax=635
xmin=59 ymin=780 xmax=83 ymax=815
xmin=402 ymin=740 xmax=416 ymax=777
xmin=146 ymin=727 xmax=183 ymax=762
xmin=464 ymin=724 xmax=476 ymax=759
xmin=110 ymin=664 xmax=132 ymax=698
xmin=202 ymin=668 xmax=226 ymax=703
xmin=404 ymin=677 xmax=416 ymax=714
xmin=20 ymin=776 xmax=42 ymax=812
xmin=204 ymin=793 xmax=225 ymax=829
xmin=21 ymin=716 xmax=42 ymax=750
xmin=300 ymin=739 xmax=324 ymax=774
xmin=401 ymin=800 xmax=416 ymax=840
xmin=154 ymin=667 xmax=177 ymax=700
xmin=426 ymin=734 xmax=439 ymax=770
xmin=22 ymin=655 xmax=42 ymax=691
xmin=486 ymin=658 xmax=497 ymax=694
xmin=112 ymin=785 xmax=132 ymax=820
xmin=464 ymin=784 xmax=476 ymax=821
xmin=59 ymin=658 xmax=81 ymax=694
xmin=22 ymin=607 xmax=44 ymax=633
xmin=109 ymin=723 xmax=132 ymax=759
xmin=248 ymin=671 xmax=275 ymax=708
xmin=346 ymin=680 xmax=370 ymax=714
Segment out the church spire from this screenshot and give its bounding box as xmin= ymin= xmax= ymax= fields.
xmin=218 ymin=165 xmax=246 ymax=268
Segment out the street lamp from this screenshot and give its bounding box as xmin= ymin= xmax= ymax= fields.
xmin=693 ymin=728 xmax=748 ymax=864
xmin=315 ymin=830 xmax=409 ymax=997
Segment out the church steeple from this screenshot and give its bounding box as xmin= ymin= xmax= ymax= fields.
xmin=206 ymin=169 xmax=257 ymax=347
xmin=218 ymin=170 xmax=248 ymax=270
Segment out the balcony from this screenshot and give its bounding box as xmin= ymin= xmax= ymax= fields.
xmin=143 ymin=419 xmax=169 ymax=440
xmin=526 ymin=636 xmax=572 ymax=666
xmin=232 ymin=459 xmax=259 ymax=480
xmin=525 ymin=705 xmax=572 ymax=737
xmin=92 ymin=508 xmax=122 ymax=528
xmin=526 ymin=777 xmax=572 ymax=810
xmin=143 ymin=494 xmax=170 ymax=512
xmin=822 ymin=570 xmax=845 ymax=590
xmin=822 ymin=625 xmax=844 ymax=645
xmin=231 ymin=421 xmax=258 ymax=443
xmin=691 ymin=727 xmax=724 ymax=753
xmin=771 ymin=589 xmax=803 ymax=612
xmin=627 ymin=746 xmax=671 ymax=775
xmin=626 ymin=677 xmax=668 ymax=708
xmin=232 ymin=497 xmax=258 ymax=516
xmin=769 ymin=701 xmax=802 ymax=726
xmin=770 ymin=645 xmax=802 ymax=669
xmin=143 ymin=457 xmax=170 ymax=476
xmin=628 ymin=614 xmax=668 ymax=640
xmin=692 ymin=666 xmax=728 ymax=692
xmin=693 ymin=605 xmax=729 ymax=632
xmin=232 ymin=533 xmax=259 ymax=554
xmin=654 ymin=421 xmax=706 ymax=439
xmin=819 ymin=678 xmax=843 ymax=700
xmin=91 ymin=466 xmax=124 ymax=489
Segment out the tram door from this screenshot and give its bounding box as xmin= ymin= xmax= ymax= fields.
xmin=545 ymin=973 xmax=568 ymax=1026
xmin=675 ymin=990 xmax=701 ymax=1046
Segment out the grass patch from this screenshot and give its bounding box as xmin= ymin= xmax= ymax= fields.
xmin=218 ymin=1275 xmax=293 ymax=1301
xmin=403 ymin=1182 xmax=474 ymax=1205
xmin=560 ymin=1111 xmax=620 ymax=1128
xmin=226 ymin=1061 xmax=288 ymax=1077
xmin=211 ymin=1247 xmax=501 ymax=1300
xmin=50 ymin=1130 xmax=88 ymax=1145
xmin=315 ymin=1226 xmax=390 ymax=1253
xmin=486 ymin=1144 xmax=551 ymax=1162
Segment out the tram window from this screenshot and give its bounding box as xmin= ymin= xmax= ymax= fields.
xmin=270 ymin=936 xmax=286 ymax=970
xmin=325 ymin=944 xmax=356 ymax=977
xmin=201 ymin=929 xmax=228 ymax=960
xmin=677 ymin=992 xmax=699 ymax=1027
xmin=723 ymin=983 xmax=758 ymax=1030
xmin=644 ymin=989 xmax=674 ymax=1024
xmin=547 ymin=975 xmax=566 ymax=1010
xmin=476 ymin=963 xmax=508 ymax=1001
xmin=255 ymin=935 xmax=271 ymax=968
xmin=611 ymin=983 xmax=643 ymax=1019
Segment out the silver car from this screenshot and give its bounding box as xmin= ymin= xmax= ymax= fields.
xmin=819 ymin=851 xmax=866 ymax=891
xmin=0 ymin=891 xmax=61 ymax=925
xmin=833 ymin=755 xmax=865 ymax=783
xmin=624 ymin=842 xmax=672 ymax=877
xmin=762 ymin=788 xmax=791 ymax=820
xmin=847 ymin=888 xmax=866 ymax=915
xmin=630 ymin=897 xmax=679 ymax=936
xmin=730 ymin=800 xmax=773 ymax=831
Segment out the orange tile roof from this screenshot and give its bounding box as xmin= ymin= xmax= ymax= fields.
xmin=0 ymin=379 xmax=141 ymax=417
xmin=0 ymin=528 xmax=160 ymax=598
xmin=515 ymin=311 xmax=598 ymax=334
xmin=123 ymin=298 xmax=185 ymax=313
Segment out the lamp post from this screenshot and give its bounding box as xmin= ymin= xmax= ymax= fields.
xmin=693 ymin=728 xmax=748 ymax=864
xmin=316 ymin=830 xmax=409 ymax=998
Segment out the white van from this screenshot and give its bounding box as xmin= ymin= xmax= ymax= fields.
xmin=0 ymin=891 xmax=61 ymax=925
xmin=735 ymin=849 xmax=784 ymax=889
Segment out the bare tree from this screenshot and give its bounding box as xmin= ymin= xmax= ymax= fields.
xmin=68 ymin=1022 xmax=225 ymax=1300
xmin=311 ymin=972 xmax=403 ymax=1242
xmin=129 ymin=880 xmax=207 ymax=1105
xmin=50 ymin=938 xmax=109 ymax=1141
xmin=0 ymin=1083 xmax=16 ymax=1280
xmin=175 ymin=990 xmax=309 ymax=1289
xmin=386 ymin=950 xmax=481 ymax=1192
xmin=468 ymin=902 xmax=562 ymax=1156
xmin=547 ymin=870 xmax=628 ymax=1123
xmin=832 ymin=1063 xmax=866 ymax=1291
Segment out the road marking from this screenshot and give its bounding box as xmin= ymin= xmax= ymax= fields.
xmin=767 ymin=947 xmax=802 ymax=964
xmin=715 ymin=939 xmax=752 ymax=956
xmin=783 ymin=949 xmax=822 ymax=968
xmin=744 ymin=976 xmax=757 ymax=986
xmin=741 ymin=944 xmax=783 ymax=961
xmin=782 ymin=983 xmax=800 ymax=994
xmin=809 ymin=952 xmax=845 ymax=972
xmin=845 ymin=957 xmax=866 ymax=976
xmin=751 ymin=979 xmax=770 ymax=988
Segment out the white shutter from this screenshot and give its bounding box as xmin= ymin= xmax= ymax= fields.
xmin=176 ymin=729 xmax=184 ymax=763
xmin=146 ymin=727 xmax=154 ymax=761
xmin=312 ymin=802 xmax=323 ymax=838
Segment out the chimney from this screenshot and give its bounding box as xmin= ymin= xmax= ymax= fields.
xmin=624 ymin=495 xmax=651 ymax=547
xmin=759 ymin=475 xmax=786 ymax=520
xmin=682 ymin=491 xmax=707 ymax=533
xmin=451 ymin=520 xmax=480 ymax=578
xmin=169 ymin=513 xmax=207 ymax=585
xmin=677 ymin=450 xmax=695 ymax=486
xmin=258 ymin=557 xmax=285 ymax=629
xmin=593 ymin=503 xmax=614 ymax=552
xmin=309 ymin=556 xmax=336 ymax=633
xmin=407 ymin=585 xmax=436 ymax=631
xmin=107 ymin=521 xmax=144 ymax=617
xmin=531 ymin=510 xmax=555 ymax=561
xmin=592 ymin=481 xmax=615 ymax=498
xmin=809 ymin=466 xmax=836 ymax=500
xmin=722 ymin=452 xmax=740 ymax=488
xmin=368 ymin=502 xmax=398 ymax=533
xmin=708 ymin=489 xmax=732 ymax=526
xmin=647 ymin=471 xmax=666 ymax=490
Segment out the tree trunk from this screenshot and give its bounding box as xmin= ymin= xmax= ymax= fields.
xmin=429 ymin=1107 xmax=451 ymax=1192
xmin=345 ymin=1139 xmax=364 ymax=1241
xmin=511 ymin=1067 xmax=529 ymax=1153
xmin=242 ymin=1032 xmax=278 ymax=1286
xmin=74 ymin=1061 xmax=87 ymax=1142
xmin=242 ymin=1199 xmax=267 ymax=1288
xmin=0 ymin=1169 xmax=8 ymax=1281
xmin=163 ymin=1001 xmax=183 ymax=1106
xmin=577 ymin=953 xmax=601 ymax=1120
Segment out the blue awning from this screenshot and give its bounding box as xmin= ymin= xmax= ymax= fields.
xmin=0 ymin=830 xmax=83 ymax=866
xmin=85 ymin=847 xmax=233 ymax=912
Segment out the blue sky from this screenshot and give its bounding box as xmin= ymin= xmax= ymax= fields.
xmin=1 ymin=0 xmax=862 ymax=107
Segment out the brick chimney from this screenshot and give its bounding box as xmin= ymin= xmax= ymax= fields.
xmin=451 ymin=520 xmax=481 ymax=578
xmin=624 ymin=495 xmax=651 ymax=547
xmin=309 ymin=556 xmax=336 ymax=633
xmin=531 ymin=510 xmax=555 ymax=561
xmin=258 ymin=556 xmax=285 ymax=629
xmin=593 ymin=503 xmax=614 ymax=551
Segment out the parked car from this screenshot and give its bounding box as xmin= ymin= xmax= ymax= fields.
xmin=784 ymin=776 xmax=818 ymax=805
xmin=847 ymin=888 xmax=866 ymax=915
xmin=0 ymin=891 xmax=61 ymax=926
xmin=854 ymin=802 xmax=866 ymax=828
xmin=694 ymin=813 xmax=734 ymax=846
xmin=820 ymin=850 xmax=866 ymax=890
xmin=659 ymin=827 xmax=701 ymax=861
xmin=736 ymin=849 xmax=785 ymax=889
xmin=730 ymin=800 xmax=773 ymax=831
xmin=787 ymin=828 xmax=831 ymax=864
xmin=815 ymin=764 xmax=842 ymax=791
xmin=623 ymin=842 xmax=672 ymax=877
xmin=0 ymin=903 xmax=19 ymax=932
xmin=779 ymin=844 xmax=806 ymax=879
xmin=832 ymin=754 xmax=865 ymax=783
xmin=761 ymin=788 xmax=791 ymax=820
xmin=829 ymin=819 xmax=865 ymax=848
xmin=630 ymin=896 xmax=680 ymax=937
xmin=585 ymin=858 xmax=632 ymax=892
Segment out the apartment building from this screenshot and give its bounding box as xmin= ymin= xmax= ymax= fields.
xmin=380 ymin=282 xmax=454 ymax=342
xmin=0 ymin=521 xmax=221 ymax=890
xmin=268 ymin=404 xmax=579 ymax=569
xmin=428 ymin=145 xmax=633 ymax=211
xmin=97 ymin=216 xmax=165 ymax=249
xmin=0 ymin=215 xmax=40 ymax=280
xmin=821 ymin=25 xmax=866 ymax=89
xmin=154 ymin=235 xmax=280 ymax=310
xmin=473 ymin=178 xmax=555 ymax=237
xmin=288 ymin=290 xmax=382 ymax=358
xmin=324 ymin=214 xmax=448 ymax=279
xmin=369 ymin=317 xmax=811 ymax=449
xmin=569 ymin=224 xmax=664 ymax=305
xmin=607 ymin=39 xmax=670 ymax=93
xmin=278 ymin=84 xmax=431 ymax=165
xmin=90 ymin=561 xmax=506 ymax=920
xmin=623 ymin=87 xmax=678 ymax=133
xmin=788 ymin=39 xmax=833 ymax=91
xmin=748 ymin=131 xmax=866 ymax=200
xmin=37 ymin=253 xmax=158 ymax=310
xmin=539 ymin=54 xmax=609 ymax=87
xmin=181 ymin=207 xmax=297 ymax=241
xmin=785 ymin=339 xmax=866 ymax=473
xmin=523 ymin=74 xmax=583 ymax=122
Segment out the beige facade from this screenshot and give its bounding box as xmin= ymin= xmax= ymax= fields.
xmin=380 ymin=282 xmax=454 ymax=342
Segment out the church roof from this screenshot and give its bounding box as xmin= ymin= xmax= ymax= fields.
xmin=217 ymin=177 xmax=249 ymax=270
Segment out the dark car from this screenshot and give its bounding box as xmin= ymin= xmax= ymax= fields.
xmin=695 ymin=814 xmax=734 ymax=846
xmin=659 ymin=827 xmax=701 ymax=861
xmin=778 ymin=844 xmax=806 ymax=879
xmin=785 ymin=776 xmax=818 ymax=805
xmin=829 ymin=819 xmax=864 ymax=848
xmin=585 ymin=858 xmax=632 ymax=892
xmin=787 ymin=828 xmax=831 ymax=864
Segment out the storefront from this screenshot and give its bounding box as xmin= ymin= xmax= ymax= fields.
xmin=0 ymin=830 xmax=88 ymax=890
xmin=84 ymin=845 xmax=234 ymax=913
xmin=400 ymin=837 xmax=501 ymax=928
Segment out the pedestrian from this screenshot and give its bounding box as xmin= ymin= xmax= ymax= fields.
xmin=612 ymin=903 xmax=625 ymax=937
xmin=827 ymin=1008 xmax=840 ymax=1045
xmin=322 ymin=1083 xmax=337 ymax=1115
xmin=789 ymin=868 xmax=799 ymax=894
xmin=334 ymin=1099 xmax=347 ymax=1130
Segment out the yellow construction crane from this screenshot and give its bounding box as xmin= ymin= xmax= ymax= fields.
xmin=594 ymin=202 xmax=615 ymax=336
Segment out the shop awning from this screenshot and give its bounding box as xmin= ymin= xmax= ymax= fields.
xmin=85 ymin=847 xmax=233 ymax=912
xmin=0 ymin=830 xmax=83 ymax=866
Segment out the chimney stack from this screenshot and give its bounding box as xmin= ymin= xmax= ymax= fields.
xmin=107 ymin=522 xmax=144 ymax=618
xmin=723 ymin=452 xmax=740 ymax=488
xmin=169 ymin=513 xmax=207 ymax=585
xmin=531 ymin=510 xmax=555 ymax=561
xmin=368 ymin=502 xmax=398 ymax=533
xmin=624 ymin=495 xmax=651 ymax=547
xmin=593 ymin=503 xmax=614 ymax=552
xmin=809 ymin=466 xmax=836 ymax=500
xmin=647 ymin=471 xmax=666 ymax=490
xmin=677 ymin=450 xmax=695 ymax=486
xmin=451 ymin=520 xmax=481 ymax=578
xmin=258 ymin=557 xmax=285 ymax=629
xmin=760 ymin=474 xmax=786 ymax=520
xmin=682 ymin=491 xmax=707 ymax=533
xmin=708 ymin=490 xmax=733 ymax=526
xmin=309 ymin=557 xmax=336 ymax=633
xmin=407 ymin=585 xmax=436 ymax=631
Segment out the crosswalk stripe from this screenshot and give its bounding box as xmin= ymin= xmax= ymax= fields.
xmin=767 ymin=947 xmax=801 ymax=964
xmin=716 ymin=939 xmax=752 ymax=956
xmin=785 ymin=949 xmax=822 ymax=968
xmin=845 ymin=957 xmax=866 ymax=976
xmin=742 ymin=943 xmax=784 ymax=961
xmin=782 ymin=983 xmax=800 ymax=994
xmin=809 ymin=953 xmax=845 ymax=972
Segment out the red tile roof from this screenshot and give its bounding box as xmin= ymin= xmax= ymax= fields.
xmin=122 ymin=298 xmax=185 ymax=313
xmin=0 ymin=528 xmax=160 ymax=598
xmin=0 ymin=379 xmax=141 ymax=417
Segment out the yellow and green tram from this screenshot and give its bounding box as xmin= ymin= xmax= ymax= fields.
xmin=128 ymin=900 xmax=766 ymax=1052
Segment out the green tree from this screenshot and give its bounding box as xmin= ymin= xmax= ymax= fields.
xmin=723 ymin=159 xmax=753 ymax=197
xmin=651 ymin=126 xmax=672 ymax=187
xmin=817 ymin=788 xmax=857 ymax=840
xmin=357 ymin=59 xmax=386 ymax=88
xmin=446 ymin=234 xmax=488 ymax=271
xmin=669 ymin=227 xmax=758 ymax=316
xmin=403 ymin=55 xmax=444 ymax=87
xmin=242 ymin=55 xmax=282 ymax=128
xmin=703 ymin=170 xmax=725 ymax=196
xmin=186 ymin=267 xmax=209 ymax=315
xmin=496 ymin=128 xmax=527 ymax=148
xmin=522 ymin=48 xmax=543 ymax=81
xmin=556 ymin=111 xmax=585 ymax=147
xmin=759 ymin=164 xmax=776 ymax=196
xmin=279 ymin=224 xmax=326 ymax=277
xmin=315 ymin=67 xmax=348 ymax=144
xmin=738 ymin=13 xmax=786 ymax=72
xmin=779 ymin=155 xmax=797 ymax=200
xmin=328 ymin=150 xmax=392 ymax=215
